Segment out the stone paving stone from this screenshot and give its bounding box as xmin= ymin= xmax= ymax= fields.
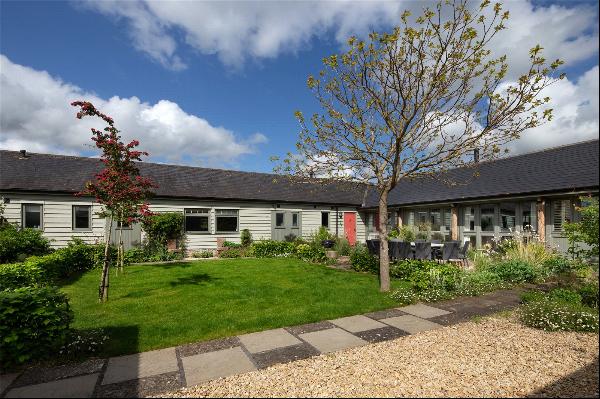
xmin=178 ymin=336 xmax=240 ymax=358
xmin=329 ymin=315 xmax=387 ymax=333
xmin=5 ymin=373 xmax=99 ymax=398
xmin=363 ymin=308 xmax=407 ymax=320
xmin=95 ymin=371 xmax=182 ymax=398
xmin=354 ymin=326 xmax=409 ymax=343
xmin=285 ymin=321 xmax=336 ymax=335
xmin=251 ymin=343 xmax=321 ymax=369
xmin=0 ymin=373 xmax=19 ymax=395
xmin=102 ymin=347 xmax=178 ymax=385
xmin=181 ymin=347 xmax=256 ymax=387
xmin=12 ymin=359 xmax=105 ymax=388
xmin=239 ymin=328 xmax=302 ymax=354
xmin=397 ymin=303 xmax=452 ymax=319
xmin=381 ymin=315 xmax=443 ymax=334
xmin=299 ymin=327 xmax=367 ymax=354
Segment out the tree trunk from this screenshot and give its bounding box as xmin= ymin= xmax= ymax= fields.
xmin=378 ymin=190 xmax=391 ymax=292
xmin=99 ymin=216 xmax=113 ymax=303
xmin=117 ymin=211 xmax=124 ymax=273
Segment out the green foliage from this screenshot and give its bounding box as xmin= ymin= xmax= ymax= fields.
xmin=0 ymin=262 xmax=46 ymax=291
xmin=142 ymin=212 xmax=184 ymax=246
xmin=333 ymin=238 xmax=352 ymax=256
xmin=455 ymin=271 xmax=505 ymax=296
xmin=578 ymin=283 xmax=599 ymax=309
xmin=542 ymin=256 xmax=574 ymax=275
xmin=389 ymin=286 xmax=418 ymax=305
xmin=251 ymin=240 xmax=295 ymax=258
xmin=390 ymin=259 xmax=438 ymax=279
xmin=0 ymin=286 xmax=73 ymax=367
xmin=564 ymin=196 xmax=599 ymax=259
xmin=59 ymin=328 xmax=109 ymax=360
xmin=315 ymin=226 xmax=334 ymax=241
xmin=223 ymin=241 xmax=242 ymax=248
xmin=219 ymin=248 xmax=245 ymax=258
xmin=0 ymin=224 xmax=52 ymax=263
xmin=486 ymin=260 xmax=538 ymax=283
xmin=192 ymin=250 xmax=213 ymax=258
xmin=240 ymin=229 xmax=253 ymax=247
xmin=397 ymin=225 xmax=416 ymax=242
xmin=350 ymin=244 xmax=378 ymax=273
xmin=123 ymin=245 xmax=183 ymax=263
xmin=295 ymin=243 xmax=326 ymax=263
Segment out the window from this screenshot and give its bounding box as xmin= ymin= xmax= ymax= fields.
xmin=500 ymin=202 xmax=516 ymax=231
xmin=416 ymin=210 xmax=428 ymax=225
xmin=553 ymin=200 xmax=572 ymax=232
xmin=443 ymin=209 xmax=451 ymax=229
xmin=22 ymin=204 xmax=42 ymax=229
xmin=387 ymin=212 xmax=395 ymax=230
xmin=216 ymin=209 xmax=238 ymax=232
xmin=275 ymin=212 xmax=285 ymax=227
xmin=480 ymin=207 xmax=495 ymax=232
xmin=73 ymin=205 xmax=91 ymax=230
xmin=366 ymin=213 xmax=375 ymax=233
xmin=521 ymin=202 xmax=537 ymax=232
xmin=464 ymin=207 xmax=475 ymax=231
xmin=321 ymin=212 xmax=330 ymax=228
xmin=430 ymin=209 xmax=441 ymax=231
xmin=185 ymin=208 xmax=209 ymax=233
xmin=292 ymin=213 xmax=299 ymax=227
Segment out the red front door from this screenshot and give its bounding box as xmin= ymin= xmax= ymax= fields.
xmin=344 ymin=212 xmax=357 ymax=245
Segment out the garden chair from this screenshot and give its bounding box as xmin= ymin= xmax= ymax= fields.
xmin=367 ymin=239 xmax=380 ymax=256
xmin=397 ymin=241 xmax=413 ymax=260
xmin=441 ymin=241 xmax=460 ymax=263
xmin=414 ymin=241 xmax=431 ymax=260
xmin=456 ymin=241 xmax=470 ymax=267
xmin=388 ymin=240 xmax=401 ymax=260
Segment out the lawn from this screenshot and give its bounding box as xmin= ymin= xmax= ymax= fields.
xmin=61 ymin=258 xmax=402 ymax=357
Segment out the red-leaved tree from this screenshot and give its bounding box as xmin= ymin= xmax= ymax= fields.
xmin=72 ymin=101 xmax=155 ymax=302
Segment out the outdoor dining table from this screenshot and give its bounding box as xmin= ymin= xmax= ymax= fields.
xmin=409 ymin=242 xmax=443 ymax=248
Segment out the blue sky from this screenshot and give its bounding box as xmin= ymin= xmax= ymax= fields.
xmin=1 ymin=0 xmax=598 ymax=172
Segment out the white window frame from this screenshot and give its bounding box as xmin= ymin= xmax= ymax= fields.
xmin=22 ymin=203 xmax=43 ymax=230
xmin=321 ymin=211 xmax=330 ymax=229
xmin=215 ymin=209 xmax=239 ymax=233
xmin=185 ymin=208 xmax=210 ymax=234
xmin=72 ymin=205 xmax=92 ymax=231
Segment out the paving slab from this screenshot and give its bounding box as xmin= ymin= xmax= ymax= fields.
xmin=95 ymin=371 xmax=182 ymax=398
xmin=0 ymin=373 xmax=19 ymax=395
xmin=178 ymin=336 xmax=240 ymax=358
xmin=299 ymin=327 xmax=367 ymax=354
xmin=285 ymin=321 xmax=335 ymax=335
xmin=251 ymin=343 xmax=320 ymax=369
xmin=12 ymin=359 xmax=105 ymax=388
xmin=363 ymin=308 xmax=407 ymax=320
xmin=354 ymin=326 xmax=409 ymax=343
xmin=102 ymin=347 xmax=178 ymax=385
xmin=381 ymin=315 xmax=443 ymax=334
xmin=5 ymin=373 xmax=99 ymax=398
xmin=238 ymin=328 xmax=302 ymax=354
xmin=329 ymin=315 xmax=387 ymax=333
xmin=181 ymin=347 xmax=256 ymax=387
xmin=397 ymin=303 xmax=451 ymax=319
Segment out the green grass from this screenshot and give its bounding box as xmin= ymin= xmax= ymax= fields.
xmin=61 ymin=258 xmax=403 ymax=357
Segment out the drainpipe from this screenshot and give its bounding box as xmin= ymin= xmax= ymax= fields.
xmin=335 ymin=207 xmax=339 ymax=237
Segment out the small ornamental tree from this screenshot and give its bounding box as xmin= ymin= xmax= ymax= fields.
xmin=72 ymin=101 xmax=155 ymax=302
xmin=278 ymin=0 xmax=564 ymax=292
xmin=565 ymin=196 xmax=599 ymax=260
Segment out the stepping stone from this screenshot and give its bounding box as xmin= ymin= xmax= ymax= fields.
xmin=355 ymin=326 xmax=409 ymax=343
xmin=95 ymin=371 xmax=182 ymax=398
xmin=299 ymin=327 xmax=367 ymax=353
xmin=182 ymin=347 xmax=256 ymax=387
xmin=329 ymin=315 xmax=387 ymax=333
xmin=252 ymin=343 xmax=320 ymax=369
xmin=381 ymin=315 xmax=443 ymax=334
xmin=5 ymin=373 xmax=99 ymax=398
xmin=239 ymin=328 xmax=302 ymax=354
xmin=102 ymin=347 xmax=178 ymax=385
xmin=398 ymin=303 xmax=451 ymax=319
xmin=286 ymin=321 xmax=335 ymax=335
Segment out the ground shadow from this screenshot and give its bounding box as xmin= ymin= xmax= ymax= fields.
xmin=169 ymin=273 xmax=217 ymax=287
xmin=147 ymin=261 xmax=195 ymax=269
xmin=526 ymin=356 xmax=599 ymax=398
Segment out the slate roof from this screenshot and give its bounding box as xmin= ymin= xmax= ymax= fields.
xmin=1 ymin=140 xmax=598 ymax=208
xmin=364 ymin=139 xmax=599 ymax=208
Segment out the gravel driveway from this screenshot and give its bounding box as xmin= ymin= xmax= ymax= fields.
xmin=161 ymin=316 xmax=598 ymax=398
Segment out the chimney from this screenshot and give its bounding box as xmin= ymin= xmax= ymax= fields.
xmin=473 ymin=148 xmax=480 ymax=163
xmin=19 ymin=149 xmax=29 ymax=158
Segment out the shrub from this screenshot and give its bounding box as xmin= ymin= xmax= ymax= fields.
xmin=240 ymin=229 xmax=253 ymax=247
xmin=578 ymin=283 xmax=599 ymax=309
xmin=397 ymin=225 xmax=416 ymax=242
xmin=251 ymin=240 xmax=295 ymax=258
xmin=0 ymin=286 xmax=73 ymax=367
xmin=390 ymin=286 xmax=418 ymax=305
xmin=223 ymin=241 xmax=242 ymax=248
xmin=520 ymin=298 xmax=598 ymax=333
xmin=0 ymin=224 xmax=52 ymax=263
xmin=123 ymin=245 xmax=182 ymax=263
xmin=542 ymin=256 xmax=573 ymax=275
xmin=192 ymin=250 xmax=213 ymax=258
xmin=295 ymin=243 xmax=326 ymax=263
xmin=59 ymin=328 xmax=109 ymax=360
xmin=123 ymin=247 xmax=147 ymax=264
xmin=142 ymin=212 xmax=184 ymax=246
xmin=548 ymin=288 xmax=582 ymax=305
xmin=334 ymin=238 xmax=352 ymax=256
xmin=219 ymin=247 xmax=250 ymax=258
xmin=564 ymin=196 xmax=599 ymax=259
xmin=498 ymin=240 xmax=554 ymax=269
xmin=314 ymin=226 xmax=334 ymax=242
xmin=350 ymin=244 xmax=378 ymax=273
xmin=0 ymin=262 xmax=46 ymax=291
xmin=487 ymin=260 xmax=538 ymax=283
xmin=390 ymin=259 xmax=438 ymax=279
xmin=455 ymin=270 xmax=505 ymax=296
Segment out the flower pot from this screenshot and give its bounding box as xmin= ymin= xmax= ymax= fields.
xmin=325 ymin=250 xmax=338 ymax=259
xmin=322 ymin=239 xmax=335 ymax=249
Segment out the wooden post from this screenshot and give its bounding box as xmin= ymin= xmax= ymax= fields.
xmin=536 ymin=198 xmax=545 ymax=243
xmin=451 ymin=205 xmax=458 ymax=241
xmin=397 ymin=211 xmax=403 ymax=227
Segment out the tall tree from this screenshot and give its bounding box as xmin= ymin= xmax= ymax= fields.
xmin=72 ymin=101 xmax=154 ymax=302
xmin=281 ymin=0 xmax=564 ymax=291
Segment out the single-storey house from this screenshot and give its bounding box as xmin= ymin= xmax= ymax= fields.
xmin=1 ymin=139 xmax=598 ymax=253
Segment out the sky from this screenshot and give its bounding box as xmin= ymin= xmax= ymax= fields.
xmin=0 ymin=0 xmax=598 ymax=173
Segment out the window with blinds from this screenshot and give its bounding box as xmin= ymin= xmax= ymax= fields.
xmin=552 ymin=200 xmax=572 ymax=232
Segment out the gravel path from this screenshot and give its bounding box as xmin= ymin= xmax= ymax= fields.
xmin=161 ymin=317 xmax=598 ymax=398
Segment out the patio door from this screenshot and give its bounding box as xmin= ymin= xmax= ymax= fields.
xmin=107 ymin=219 xmax=142 ymax=250
xmin=344 ymin=212 xmax=357 ymax=245
xmin=271 ymin=211 xmax=301 ymax=241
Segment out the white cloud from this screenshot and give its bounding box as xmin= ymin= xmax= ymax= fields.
xmin=0 ymin=55 xmax=265 ymax=166
xmin=504 ymin=65 xmax=599 ymax=154
xmin=81 ymin=0 xmax=598 ymax=73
